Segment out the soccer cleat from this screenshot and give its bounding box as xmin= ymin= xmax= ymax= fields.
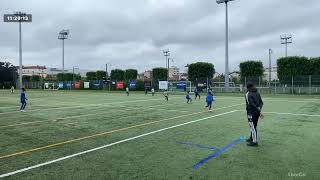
xmin=247 ymin=142 xmax=258 ymax=146
xmin=246 ymin=138 xmax=252 ymax=143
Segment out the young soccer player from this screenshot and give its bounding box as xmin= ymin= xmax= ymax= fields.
xmin=205 ymin=91 xmax=214 ymax=111
xmin=186 ymin=91 xmax=192 ymax=103
xmin=20 ymin=88 xmax=28 ymax=112
xmin=144 ymin=87 xmax=148 ymax=95
xmin=194 ymin=87 xmax=200 ymax=100
xmin=126 ymin=87 xmax=129 ymax=96
xmin=151 ymin=88 xmax=155 ymax=96
xmin=245 ymin=82 xmax=264 ymax=147
xmin=11 ymin=86 xmax=14 ymax=93
xmin=163 ymin=90 xmax=168 ymax=102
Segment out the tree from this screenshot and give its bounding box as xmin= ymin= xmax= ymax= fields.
xmin=31 ymin=75 xmax=41 ymax=81
xmin=57 ymin=73 xmax=80 ymax=81
xmin=111 ymin=69 xmax=125 ymax=81
xmin=135 ymin=80 xmax=145 ymax=91
xmin=187 ymin=62 xmax=215 ymax=81
xmin=310 ymin=57 xmax=320 ymax=75
xmin=239 ymin=61 xmax=264 ymax=84
xmin=152 ymin=68 xmax=167 ymax=81
xmin=96 ymin=71 xmax=106 ymax=80
xmin=0 ymin=61 xmax=18 ymax=85
xmin=86 ymin=71 xmax=97 ymax=80
xmin=277 ymin=56 xmax=312 ymax=84
xmin=125 ymin=69 xmax=138 ymax=80
xmin=44 ymin=74 xmax=57 ymax=81
xmin=22 ymin=76 xmax=31 ymax=82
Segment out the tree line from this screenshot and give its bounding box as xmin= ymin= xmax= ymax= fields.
xmin=2 ymin=56 xmax=320 ymax=87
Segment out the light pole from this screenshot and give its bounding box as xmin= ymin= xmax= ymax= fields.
xmin=216 ymin=0 xmax=235 ymax=92
xmin=4 ymin=12 xmax=32 ymax=88
xmin=163 ymin=50 xmax=170 ymax=89
xmin=106 ymin=63 xmax=111 ymax=91
xmin=58 ymin=30 xmax=69 ymax=77
xmin=280 ymin=34 xmax=292 ymax=57
xmin=72 ymin=66 xmax=79 ymax=82
xmin=268 ymin=48 xmax=273 ymax=87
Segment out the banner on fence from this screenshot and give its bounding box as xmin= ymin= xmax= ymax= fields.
xmin=75 ymin=81 xmax=81 ymax=89
xmin=66 ymin=82 xmax=72 ymax=89
xmin=84 ymin=82 xmax=90 ymax=89
xmin=93 ymin=81 xmax=102 ymax=89
xmin=117 ymin=81 xmax=124 ymax=89
xmin=58 ymin=82 xmax=64 ymax=89
xmin=129 ymin=80 xmax=136 ymax=89
xmin=176 ymin=81 xmax=186 ymax=89
xmin=159 ymin=81 xmax=168 ymax=90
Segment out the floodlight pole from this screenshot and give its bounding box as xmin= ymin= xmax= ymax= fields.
xmin=58 ymin=30 xmax=69 ymax=79
xmin=217 ymin=0 xmax=234 ymax=92
xmin=224 ymin=1 xmax=229 ymax=92
xmin=62 ymin=39 xmax=65 ymax=73
xmin=106 ymin=63 xmax=111 ymax=91
xmin=280 ymin=34 xmax=292 ymax=57
xmin=18 ymin=19 xmax=22 ymax=88
xmin=163 ymin=50 xmax=170 ymax=82
xmin=268 ymin=48 xmax=272 ymax=87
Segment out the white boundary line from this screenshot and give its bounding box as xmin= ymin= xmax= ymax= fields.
xmin=0 ymin=98 xmax=168 ymax=115
xmin=0 ymin=110 xmax=237 ymax=178
xmin=237 ymin=110 xmax=320 ymax=117
xmin=263 ymin=111 xmax=320 ymax=117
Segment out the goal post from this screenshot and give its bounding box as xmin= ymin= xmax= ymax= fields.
xmin=44 ymin=83 xmax=59 ymax=90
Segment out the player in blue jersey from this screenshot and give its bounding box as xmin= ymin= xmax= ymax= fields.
xmin=20 ymin=88 xmax=28 ymax=112
xmin=205 ymin=91 xmax=214 ymax=111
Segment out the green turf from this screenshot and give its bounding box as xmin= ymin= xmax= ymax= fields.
xmin=0 ymin=90 xmax=319 ymax=180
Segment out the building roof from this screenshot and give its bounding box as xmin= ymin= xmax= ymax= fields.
xmin=18 ymin=65 xmax=47 ymax=70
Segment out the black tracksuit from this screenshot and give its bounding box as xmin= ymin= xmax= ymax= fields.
xmin=245 ymin=88 xmax=263 ymax=143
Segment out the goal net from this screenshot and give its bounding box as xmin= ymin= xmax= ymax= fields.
xmin=44 ymin=83 xmax=59 ymax=90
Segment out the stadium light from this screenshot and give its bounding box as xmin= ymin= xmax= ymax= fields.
xmin=268 ymin=49 xmax=273 ymax=86
xmin=163 ymin=49 xmax=170 ymax=81
xmin=280 ymin=34 xmax=292 ymax=57
xmin=216 ymin=0 xmax=235 ymax=92
xmin=4 ymin=11 xmax=32 ymax=88
xmin=58 ymin=29 xmax=69 ymax=74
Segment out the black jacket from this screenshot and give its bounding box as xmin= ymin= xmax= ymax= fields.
xmin=245 ymin=88 xmax=263 ymax=115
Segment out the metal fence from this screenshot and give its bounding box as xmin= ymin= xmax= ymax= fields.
xmin=5 ymin=75 xmax=320 ymax=95
xmin=207 ymin=75 xmax=320 ymax=94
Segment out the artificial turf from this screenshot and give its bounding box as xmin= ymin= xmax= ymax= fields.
xmin=0 ymin=90 xmax=319 ymax=179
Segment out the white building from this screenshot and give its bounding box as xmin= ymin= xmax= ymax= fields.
xmin=264 ymin=67 xmax=278 ymax=81
xmin=169 ymin=66 xmax=180 ymax=78
xmin=47 ymin=68 xmax=91 ymax=77
xmin=17 ymin=66 xmax=48 ymax=78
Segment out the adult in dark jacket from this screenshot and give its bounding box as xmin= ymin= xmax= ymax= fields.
xmin=245 ymin=82 xmax=264 ymax=146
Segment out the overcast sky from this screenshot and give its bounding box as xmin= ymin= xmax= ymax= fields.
xmin=1 ymin=0 xmax=320 ymax=73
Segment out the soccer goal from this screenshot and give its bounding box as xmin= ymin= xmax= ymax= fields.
xmin=44 ymin=83 xmax=59 ymax=90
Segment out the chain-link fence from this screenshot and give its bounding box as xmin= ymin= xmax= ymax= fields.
xmin=206 ymin=75 xmax=320 ymax=94
xmin=6 ymin=75 xmax=320 ymax=95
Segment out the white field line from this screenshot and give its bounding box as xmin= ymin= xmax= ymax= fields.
xmin=0 ymin=98 xmax=169 ymax=115
xmin=0 ymin=103 xmax=244 ymax=128
xmin=0 ymin=102 xmax=81 ymax=109
xmin=0 ymin=103 xmax=182 ymax=128
xmin=0 ymin=96 xmax=241 ymax=115
xmin=0 ymin=110 xmax=237 ymax=178
xmin=263 ymin=98 xmax=320 ymax=103
xmin=237 ymin=110 xmax=320 ymax=117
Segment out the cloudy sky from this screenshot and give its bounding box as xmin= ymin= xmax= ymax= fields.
xmin=1 ymin=0 xmax=319 ymax=73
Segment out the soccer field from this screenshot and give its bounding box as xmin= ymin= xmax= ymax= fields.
xmin=0 ymin=90 xmax=319 ymax=180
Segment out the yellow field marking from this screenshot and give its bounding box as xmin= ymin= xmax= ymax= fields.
xmin=0 ymin=103 xmax=243 ymax=160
